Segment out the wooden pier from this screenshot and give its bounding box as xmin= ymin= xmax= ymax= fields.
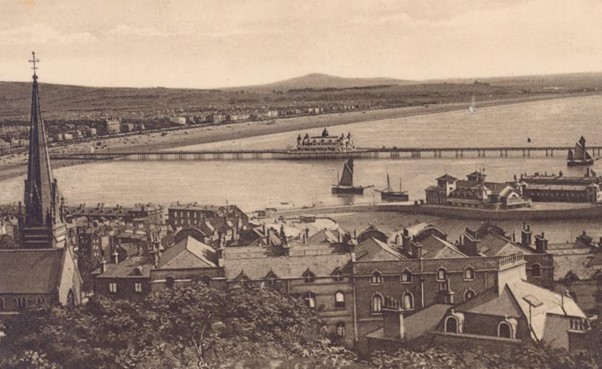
xmin=48 ymin=145 xmax=602 ymax=162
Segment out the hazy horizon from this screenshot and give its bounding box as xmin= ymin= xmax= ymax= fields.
xmin=2 ymin=0 xmax=602 ymax=89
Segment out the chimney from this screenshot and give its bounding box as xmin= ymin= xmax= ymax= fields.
xmin=411 ymin=242 xmax=423 ymax=259
xmin=382 ymin=297 xmax=405 ymax=340
xmin=535 ymin=232 xmax=548 ymax=254
xmin=101 ymin=259 xmax=107 ymax=273
xmin=461 ymin=234 xmax=480 ymax=256
xmin=521 ymin=223 xmax=532 ymax=248
xmin=112 ymin=250 xmax=119 ymax=264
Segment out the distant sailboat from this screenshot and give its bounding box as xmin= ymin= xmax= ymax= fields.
xmin=331 ymin=159 xmax=371 ymax=195
xmin=468 ymin=96 xmax=477 ymax=113
xmin=567 ymin=136 xmax=594 ymax=167
xmin=377 ymin=173 xmax=409 ymax=202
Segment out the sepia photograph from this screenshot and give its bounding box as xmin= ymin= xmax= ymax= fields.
xmin=1 ymin=1 xmax=602 ymax=368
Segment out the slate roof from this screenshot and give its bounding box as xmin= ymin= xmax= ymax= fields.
xmin=356 ymin=237 xmax=405 ymax=261
xmin=419 ymin=235 xmax=467 ymax=259
xmin=437 ymin=174 xmax=457 ymax=182
xmin=553 ymin=252 xmax=601 ymax=280
xmin=455 ymin=279 xmax=585 ymax=341
xmin=95 ymin=256 xmax=153 ymax=278
xmin=476 ymin=232 xmax=533 ymax=257
xmin=222 ymin=253 xmax=352 ymax=281
xmin=0 ymin=249 xmax=65 ymax=294
xmin=366 ymin=303 xmax=450 ymax=341
xmin=159 ymin=236 xmax=218 ymax=269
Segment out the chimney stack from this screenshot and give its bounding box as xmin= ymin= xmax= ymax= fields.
xmin=534 ymin=232 xmax=548 ymax=254
xmin=382 ymin=297 xmax=405 ymax=340
xmin=112 ymin=250 xmax=119 ymax=264
xmin=521 ymin=223 xmax=532 ymax=248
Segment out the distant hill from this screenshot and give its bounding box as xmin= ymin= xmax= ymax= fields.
xmin=242 ymin=73 xmax=415 ymax=91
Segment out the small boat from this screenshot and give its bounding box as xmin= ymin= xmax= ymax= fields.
xmin=377 ymin=173 xmax=409 ymax=202
xmin=567 ymin=136 xmax=594 ymax=167
xmin=332 ymin=159 xmax=371 ymax=195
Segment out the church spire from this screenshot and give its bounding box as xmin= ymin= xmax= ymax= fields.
xmin=21 ymin=52 xmax=65 ymax=248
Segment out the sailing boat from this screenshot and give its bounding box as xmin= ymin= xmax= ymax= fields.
xmin=331 ymin=159 xmax=371 ymax=195
xmin=567 ymin=136 xmax=594 ymax=167
xmin=377 ymin=173 xmax=409 ymax=202
xmin=468 ymin=96 xmax=477 ymax=113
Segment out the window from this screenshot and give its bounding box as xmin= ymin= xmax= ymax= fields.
xmin=134 ymin=283 xmax=143 ymax=293
xmin=370 ymin=271 xmax=383 ymax=285
xmin=303 ymin=270 xmax=316 ymax=283
xmin=372 ymin=294 xmax=383 ymax=313
xmin=304 ymin=292 xmax=316 ymax=309
xmin=36 ymin=297 xmax=45 ymax=305
xmin=401 ymin=270 xmax=412 ymax=283
xmin=464 ymin=267 xmax=475 ymax=281
xmin=201 ymin=276 xmax=212 ymax=286
xmin=335 ymin=291 xmax=345 ymax=308
xmin=109 ymin=282 xmax=117 ymax=294
xmin=464 ymin=289 xmax=476 ymax=301
xmin=531 ymin=263 xmax=542 ymax=278
xmin=498 ymin=322 xmax=512 ymax=338
xmin=336 ymin=322 xmax=346 ymax=337
xmin=166 ymin=276 xmax=175 ymax=288
xmin=445 ymin=316 xmax=458 ymax=333
xmin=438 ymin=282 xmax=448 ymax=291
xmin=0 ymin=297 xmax=5 ymax=311
xmin=16 ymin=297 xmax=27 ymax=310
xmin=437 ymin=268 xmax=447 ymax=281
xmin=333 ymin=268 xmax=344 ymax=282
xmin=403 ymin=292 xmax=414 ymax=309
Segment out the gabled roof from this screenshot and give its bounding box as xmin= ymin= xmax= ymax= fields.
xmin=0 ymin=249 xmax=66 ymax=294
xmin=419 ymin=235 xmax=467 ymax=259
xmin=477 ymin=232 xmax=533 ymax=257
xmin=95 ymin=256 xmax=153 ymax=278
xmin=366 ymin=303 xmax=450 ymax=342
xmin=159 ymin=236 xmax=218 ymax=269
xmin=356 ymin=237 xmax=405 ymax=261
xmin=454 ymin=279 xmax=586 ymax=341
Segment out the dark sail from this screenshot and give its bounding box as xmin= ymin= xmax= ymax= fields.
xmin=339 ymin=159 xmax=354 ymax=186
xmin=567 ymin=149 xmax=574 ymax=161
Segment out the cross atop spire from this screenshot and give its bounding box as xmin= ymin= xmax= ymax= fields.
xmin=29 ymin=51 xmax=39 ymax=80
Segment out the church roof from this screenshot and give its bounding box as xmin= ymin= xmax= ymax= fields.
xmin=0 ymin=249 xmax=66 ymax=294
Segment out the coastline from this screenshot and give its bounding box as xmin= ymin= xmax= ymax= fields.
xmin=0 ymin=92 xmax=594 ymax=184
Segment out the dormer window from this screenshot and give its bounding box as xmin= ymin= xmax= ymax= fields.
xmin=303 ymin=269 xmax=316 ymax=283
xmin=370 ymin=271 xmax=383 ymax=285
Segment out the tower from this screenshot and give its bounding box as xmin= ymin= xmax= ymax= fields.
xmin=20 ymin=52 xmax=66 ymax=249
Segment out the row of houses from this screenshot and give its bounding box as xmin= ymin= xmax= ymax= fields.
xmin=91 ymin=218 xmax=592 ymax=354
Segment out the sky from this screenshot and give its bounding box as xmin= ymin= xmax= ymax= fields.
xmin=1 ymin=0 xmax=601 ymax=88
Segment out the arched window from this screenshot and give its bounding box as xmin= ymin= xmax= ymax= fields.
xmin=437 ymin=268 xmax=447 ymax=281
xmin=531 ymin=263 xmax=542 ymax=277
xmin=464 ymin=289 xmax=476 ymax=301
xmin=401 ymin=270 xmax=412 ymax=283
xmin=403 ymin=292 xmax=414 ymax=310
xmin=303 ymin=270 xmax=316 ymax=283
xmin=201 ymin=275 xmax=212 ymax=286
xmin=464 ymin=267 xmax=475 ymax=281
xmin=66 ymin=290 xmax=75 ymax=308
xmin=16 ymin=297 xmax=27 ymax=310
xmin=304 ymin=292 xmax=316 ymax=309
xmin=370 ymin=271 xmax=383 ymax=285
xmin=498 ymin=322 xmax=512 ymax=338
xmin=372 ymin=294 xmax=383 ymax=313
xmin=445 ymin=316 xmax=458 ymax=333
xmin=335 ymin=291 xmax=345 ymax=308
xmin=336 ymin=322 xmax=346 ymax=337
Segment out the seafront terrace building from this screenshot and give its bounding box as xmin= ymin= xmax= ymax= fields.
xmin=425 ymin=171 xmax=530 ymax=209
xmin=519 ymin=169 xmax=602 ymax=203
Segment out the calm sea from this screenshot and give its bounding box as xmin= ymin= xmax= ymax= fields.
xmin=1 ymin=95 xmax=601 ymax=212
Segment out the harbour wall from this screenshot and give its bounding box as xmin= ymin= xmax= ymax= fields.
xmin=277 ymin=203 xmax=602 ymax=221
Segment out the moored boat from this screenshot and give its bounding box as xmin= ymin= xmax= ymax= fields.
xmin=567 ymin=136 xmax=594 ymax=167
xmin=377 ymin=173 xmax=409 ymax=202
xmin=331 ymin=159 xmax=371 ymax=195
